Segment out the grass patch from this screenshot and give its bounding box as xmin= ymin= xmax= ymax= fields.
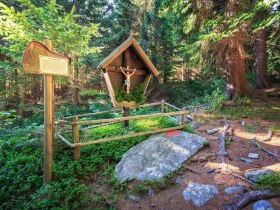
xmin=254 ymin=173 xmax=280 ymax=192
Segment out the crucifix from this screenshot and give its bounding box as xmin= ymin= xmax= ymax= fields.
xmin=120 ymin=66 xmax=136 ymax=93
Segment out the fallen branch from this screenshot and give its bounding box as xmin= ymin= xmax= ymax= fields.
xmin=260 ymin=130 xmax=273 ymax=142
xmin=219 ymin=124 xmax=230 ymax=163
xmin=226 ymin=190 xmax=280 ymax=210
xmin=228 ymin=170 xmax=254 ymax=185
xmin=190 ymin=153 xmax=217 ymax=163
xmin=252 ymin=138 xmax=278 ymax=158
xmin=186 ymin=167 xmax=201 ymax=175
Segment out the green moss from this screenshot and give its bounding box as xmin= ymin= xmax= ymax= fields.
xmin=254 ymin=173 xmax=280 ymax=192
xmin=114 ymin=84 xmax=146 ymax=104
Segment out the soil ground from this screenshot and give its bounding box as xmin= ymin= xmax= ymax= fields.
xmin=93 ymin=99 xmax=280 ymax=209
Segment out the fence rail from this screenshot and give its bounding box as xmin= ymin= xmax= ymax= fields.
xmin=57 ymin=101 xmax=187 ymax=160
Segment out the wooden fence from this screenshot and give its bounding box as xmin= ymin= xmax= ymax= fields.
xmin=56 ymin=101 xmax=188 ymax=160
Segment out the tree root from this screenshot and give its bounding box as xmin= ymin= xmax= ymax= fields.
xmin=225 ymin=190 xmax=280 ymax=210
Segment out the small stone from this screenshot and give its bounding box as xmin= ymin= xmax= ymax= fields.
xmin=175 ymin=176 xmax=184 ymax=185
xmin=248 ymin=153 xmax=259 ymax=159
xmin=128 ymin=194 xmax=140 ymax=202
xmin=241 ymin=158 xmax=253 ymax=163
xmin=224 ymin=185 xmax=245 ymax=194
xmin=150 ymin=203 xmax=156 ymax=208
xmin=183 ymin=182 xmax=218 ymax=206
xmin=241 ymin=121 xmax=246 ymax=127
xmin=206 ymin=128 xmax=219 ymax=135
xmin=253 ymin=200 xmax=274 ymax=210
xmin=206 ymin=169 xmax=216 ymax=174
xmin=147 ymin=189 xmax=154 ymax=197
xmin=245 ymin=170 xmax=275 ymax=183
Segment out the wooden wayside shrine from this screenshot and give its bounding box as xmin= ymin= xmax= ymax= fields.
xmin=98 ymin=35 xmax=159 ymax=108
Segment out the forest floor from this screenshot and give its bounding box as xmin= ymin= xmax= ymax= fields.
xmin=100 ymin=98 xmax=280 ymax=209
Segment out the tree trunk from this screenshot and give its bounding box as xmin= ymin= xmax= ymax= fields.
xmin=72 ymin=65 xmax=79 ymax=105
xmin=224 ymin=32 xmax=250 ymax=99
xmin=255 ymin=29 xmax=270 ymax=89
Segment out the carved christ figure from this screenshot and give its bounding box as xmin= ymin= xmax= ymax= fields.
xmin=120 ymin=66 xmax=136 ymax=93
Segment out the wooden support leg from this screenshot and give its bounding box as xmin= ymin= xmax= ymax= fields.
xmin=72 ymin=116 xmax=80 ymax=160
xmin=122 ymin=107 xmax=129 ymax=127
xmin=59 ymin=116 xmax=65 ymax=135
xmin=44 ymin=74 xmax=53 ymax=183
xmin=161 ymin=100 xmax=165 ymax=113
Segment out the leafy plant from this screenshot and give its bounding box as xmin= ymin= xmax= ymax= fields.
xmin=254 ymin=173 xmax=280 ymax=192
xmin=114 ymin=84 xmax=146 ymax=104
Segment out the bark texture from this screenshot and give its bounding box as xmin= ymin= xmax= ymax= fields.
xmin=255 ymin=29 xmax=270 ymax=89
xmin=224 ymin=32 xmax=250 ymax=99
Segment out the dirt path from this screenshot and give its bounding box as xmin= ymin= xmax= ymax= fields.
xmin=117 ymin=110 xmax=280 ymax=209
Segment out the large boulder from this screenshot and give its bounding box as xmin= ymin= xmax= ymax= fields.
xmin=115 ymin=131 xmax=206 ymax=181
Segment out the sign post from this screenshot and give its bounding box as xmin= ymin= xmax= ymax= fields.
xmin=22 ymin=39 xmax=70 ymax=183
xmin=44 ymin=39 xmax=54 ymax=183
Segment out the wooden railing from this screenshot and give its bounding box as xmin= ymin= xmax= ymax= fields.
xmin=56 ymin=101 xmax=187 ymax=160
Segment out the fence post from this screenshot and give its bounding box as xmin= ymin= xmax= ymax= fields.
xmin=59 ymin=116 xmax=65 ymax=135
xmin=122 ymin=107 xmax=129 ymax=127
xmin=181 ymin=111 xmax=187 ymax=126
xmin=72 ymin=116 xmax=80 ymax=160
xmin=161 ymin=100 xmax=165 ymax=113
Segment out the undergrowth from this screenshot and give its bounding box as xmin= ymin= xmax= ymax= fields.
xmin=254 ymin=173 xmax=280 ymax=192
xmin=0 ymin=107 xmax=194 ymax=209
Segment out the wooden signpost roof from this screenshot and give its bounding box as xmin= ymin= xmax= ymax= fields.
xmin=99 ymin=36 xmax=159 ymax=76
xmin=22 ymin=41 xmax=70 ymax=76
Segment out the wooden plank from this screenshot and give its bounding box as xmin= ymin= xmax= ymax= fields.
xmin=103 ymin=72 xmax=118 ymax=107
xmin=122 ymin=107 xmax=129 ymax=127
xmin=124 ymin=48 xmax=131 ymax=67
xmin=64 ymin=108 xmax=121 ymax=119
xmin=72 ymin=116 xmax=80 ymax=160
xmin=71 ymin=110 xmax=187 ymax=125
xmin=161 ymin=100 xmax=165 ymax=113
xmin=131 ymin=39 xmax=159 ymax=76
xmin=99 ymin=37 xmax=133 ymax=68
xmin=57 ymin=132 xmax=74 ymax=148
xmin=137 ymin=102 xmax=161 ymax=108
xmin=164 ymin=102 xmax=182 ymax=111
xmin=142 ymin=74 xmax=152 ymax=93
xmin=43 ymin=39 xmax=54 ymax=184
xmin=75 ymin=125 xmax=185 ymax=147
xmin=106 ymin=66 xmax=147 ymax=76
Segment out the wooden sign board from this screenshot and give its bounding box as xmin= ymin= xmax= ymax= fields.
xmin=39 ymin=55 xmax=69 ymax=76
xmin=22 ymin=41 xmax=70 ymax=77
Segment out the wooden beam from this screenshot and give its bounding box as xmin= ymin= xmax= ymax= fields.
xmin=106 ymin=66 xmax=147 ymax=76
xmin=74 ymin=125 xmax=185 ymax=147
xmin=71 ymin=110 xmax=187 ymax=125
xmin=43 ymin=39 xmax=54 ymax=184
xmin=72 ymin=116 xmax=80 ymax=160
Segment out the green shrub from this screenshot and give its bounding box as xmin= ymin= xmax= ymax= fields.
xmin=114 ymin=84 xmax=146 ymax=104
xmin=254 ymin=173 xmax=280 ymax=192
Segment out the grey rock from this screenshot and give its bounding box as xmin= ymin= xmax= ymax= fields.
xmin=241 ymin=158 xmax=253 ymax=163
xmin=187 ymin=115 xmax=193 ymax=121
xmin=150 ymin=203 xmax=156 ymax=208
xmin=248 ymin=153 xmax=259 ymax=159
xmin=206 ymin=169 xmax=216 ymax=174
xmin=245 ymin=170 xmax=275 ymax=183
xmin=183 ymin=182 xmax=218 ymax=206
xmin=147 ymin=189 xmax=154 ymax=197
xmin=175 ymin=176 xmax=184 ymax=185
xmin=115 ymin=132 xmax=206 ymax=181
xmin=241 ymin=121 xmax=246 ymax=127
xmin=128 ymin=194 xmax=140 ymax=202
xmin=224 ymin=185 xmax=245 ymax=194
xmin=253 ymin=200 xmax=274 ymax=210
xmin=206 ymin=128 xmax=219 ymax=135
